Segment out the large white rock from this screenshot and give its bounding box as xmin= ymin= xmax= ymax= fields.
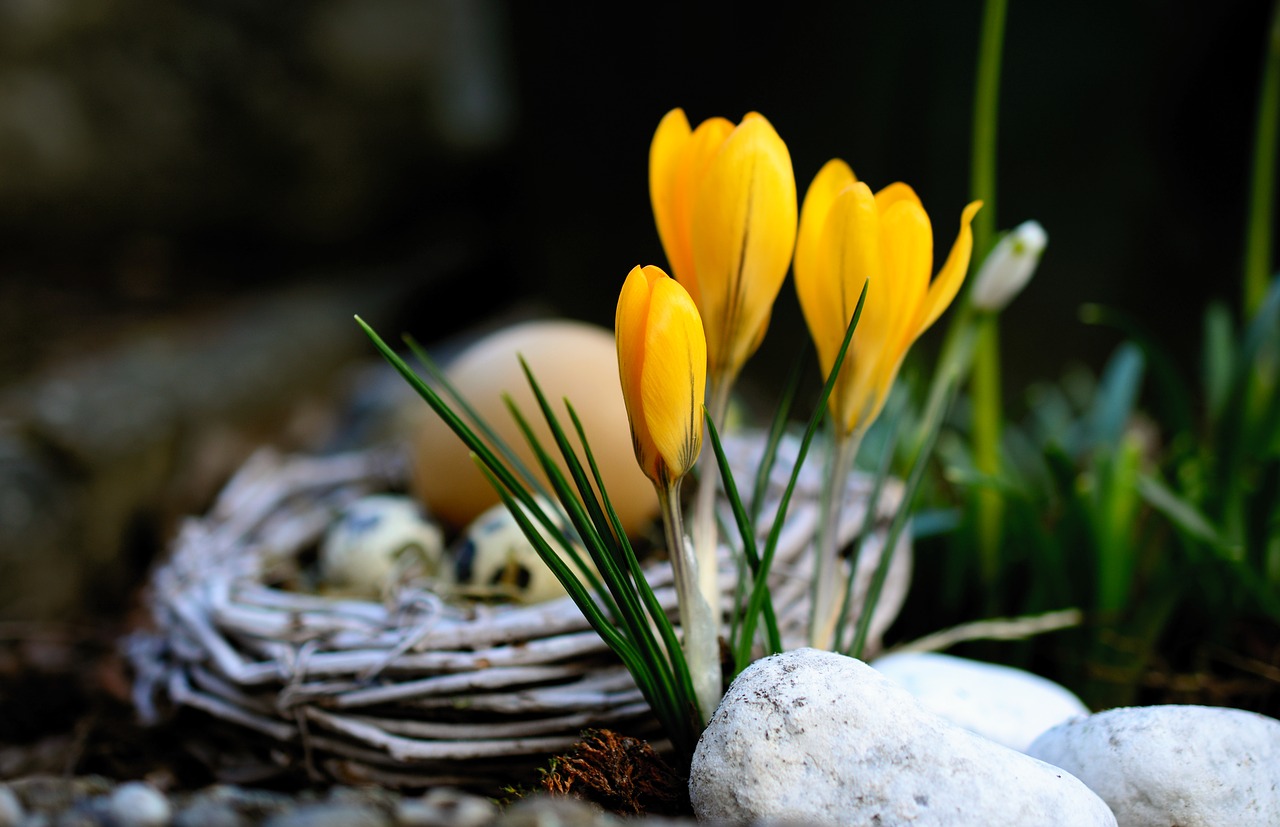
xmin=872 ymin=651 xmax=1089 ymax=752
xmin=690 ymin=648 xmax=1116 ymax=826
xmin=1027 ymin=704 xmax=1280 ymax=827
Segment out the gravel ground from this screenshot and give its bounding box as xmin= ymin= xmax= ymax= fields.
xmin=0 ymin=776 xmax=709 ymax=827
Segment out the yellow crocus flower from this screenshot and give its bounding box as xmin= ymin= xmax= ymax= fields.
xmin=649 ymin=108 xmax=797 ymax=386
xmin=615 ymin=264 xmax=707 ymax=487
xmin=615 ymin=263 xmax=721 ymax=722
xmin=795 ymin=159 xmax=982 ymax=438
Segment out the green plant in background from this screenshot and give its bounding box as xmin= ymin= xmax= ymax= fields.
xmin=892 ymin=0 xmax=1279 ymax=712
xmin=927 ymin=283 xmax=1280 ymax=708
xmin=1244 ymin=0 xmax=1280 ymax=316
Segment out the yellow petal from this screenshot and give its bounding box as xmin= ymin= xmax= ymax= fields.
xmin=795 ymin=159 xmax=856 ymax=306
xmin=671 ymin=116 xmax=735 ymax=310
xmin=815 ymin=182 xmax=880 ymax=378
xmin=917 ymin=200 xmax=983 ymax=333
xmin=874 ymin=181 xmax=923 ymax=215
xmin=616 ymin=265 xmax=661 ymax=480
xmin=650 ymin=110 xmax=694 ymax=292
xmin=640 ymin=271 xmax=706 ymax=481
xmin=691 ymin=112 xmax=797 ymax=379
xmin=876 ymin=197 xmax=933 ymax=366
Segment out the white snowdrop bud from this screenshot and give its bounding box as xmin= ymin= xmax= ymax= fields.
xmin=971 ymin=220 xmax=1048 ymax=311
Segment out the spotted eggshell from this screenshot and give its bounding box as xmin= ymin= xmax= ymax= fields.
xmin=319 ymin=494 xmax=444 ymax=598
xmin=450 ymin=498 xmax=595 ymax=604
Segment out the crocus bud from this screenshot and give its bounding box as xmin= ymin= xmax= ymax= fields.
xmin=615 ymin=264 xmax=707 ymax=487
xmin=970 ymin=220 xmax=1048 ymax=312
xmin=650 ymin=109 xmax=797 ymax=385
xmin=794 ymin=158 xmax=981 ymax=438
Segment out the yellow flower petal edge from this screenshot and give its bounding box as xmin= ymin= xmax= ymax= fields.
xmin=794 ymin=159 xmax=982 ymax=436
xmin=650 ymin=109 xmax=734 ymax=313
xmin=649 ymin=108 xmax=797 ymax=385
xmin=616 ymin=264 xmax=707 ymax=487
xmin=919 ymin=200 xmax=983 ymax=332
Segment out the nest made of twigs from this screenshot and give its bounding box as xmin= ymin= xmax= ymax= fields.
xmin=127 ymin=432 xmax=909 ymax=791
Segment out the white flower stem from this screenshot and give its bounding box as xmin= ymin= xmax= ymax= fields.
xmin=809 ymin=427 xmax=862 ymax=650
xmin=659 ymin=479 xmax=722 ymax=724
xmin=691 ymin=377 xmax=732 ymax=641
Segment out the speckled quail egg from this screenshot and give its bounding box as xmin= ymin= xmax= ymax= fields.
xmin=319 ymin=494 xmax=445 ymax=599
xmin=449 ymin=498 xmax=598 ymax=604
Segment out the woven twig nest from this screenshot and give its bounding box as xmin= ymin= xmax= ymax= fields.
xmin=128 ymin=431 xmax=910 ymax=790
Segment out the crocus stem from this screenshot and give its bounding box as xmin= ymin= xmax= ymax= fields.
xmin=692 ymin=377 xmax=732 ymax=639
xmin=658 ymin=480 xmax=722 ymax=724
xmin=1245 ymin=0 xmax=1280 ymax=317
xmin=809 ymin=427 xmax=862 ymax=650
xmin=972 ymin=312 xmax=1003 ymax=591
xmin=970 ymin=0 xmax=1005 ymax=258
xmin=969 ymin=0 xmax=1007 ymax=588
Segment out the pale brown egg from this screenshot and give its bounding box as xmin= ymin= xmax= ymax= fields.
xmin=407 ymin=319 xmax=660 ymax=538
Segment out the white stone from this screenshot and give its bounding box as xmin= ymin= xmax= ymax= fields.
xmin=1027 ymin=704 xmax=1280 ymax=827
xmin=871 ymin=651 xmax=1089 ymax=752
xmin=0 ymin=786 xmax=23 ymax=827
xmin=691 ymin=648 xmax=1116 ymax=826
xmin=107 ymin=781 xmax=171 ymax=827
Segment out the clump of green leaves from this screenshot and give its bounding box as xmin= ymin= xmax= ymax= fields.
xmin=915 ymin=278 xmax=1280 ymax=708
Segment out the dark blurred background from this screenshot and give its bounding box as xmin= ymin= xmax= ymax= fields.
xmin=0 ymin=0 xmax=1274 ymax=619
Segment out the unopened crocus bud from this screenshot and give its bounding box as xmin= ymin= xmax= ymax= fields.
xmin=970 ymin=220 xmax=1048 ymax=312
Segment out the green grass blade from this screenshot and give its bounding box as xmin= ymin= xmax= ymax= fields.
xmin=737 ymin=281 xmax=868 ymax=672
xmin=477 ymin=463 xmax=686 ymax=740
xmin=1203 ymin=303 xmax=1236 ymax=423
xmin=496 ymin=387 xmax=699 ymax=753
xmin=705 ymin=413 xmax=782 ymax=662
xmin=1244 ymin=0 xmax=1280 ymax=316
xmin=402 ymin=334 xmax=550 ymax=501
xmin=1212 ymin=275 xmax=1280 ymax=538
xmin=1136 ymin=473 xmax=1239 ymax=559
xmin=500 ymin=395 xmax=620 ymax=613
xmin=833 ymin=412 xmax=901 ymax=654
xmin=750 ymin=350 xmax=807 ymax=523
xmin=846 ymin=321 xmax=980 ymax=659
xmin=505 ymin=359 xmax=700 ymax=736
xmin=1088 ymin=343 xmax=1145 ymax=450
xmin=357 ymin=317 xmax=543 ymax=519
xmin=1079 ymin=303 xmax=1193 ymax=437
xmin=564 ymin=404 xmax=699 ymax=719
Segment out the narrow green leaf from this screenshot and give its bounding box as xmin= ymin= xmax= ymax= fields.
xmin=564 ymin=404 xmax=699 ymax=719
xmin=1088 ymin=343 xmax=1145 ymax=450
xmin=833 ymin=412 xmax=901 ymax=654
xmin=1203 ymin=303 xmax=1235 ymax=423
xmin=1079 ymin=304 xmax=1193 ymax=436
xmin=356 ymin=318 xmax=541 ymax=519
xmin=737 ymin=281 xmax=868 ymax=672
xmin=846 ymin=321 xmax=981 ymax=659
xmin=750 ymin=350 xmax=807 ymax=523
xmin=402 ymin=334 xmax=550 ymax=501
xmin=705 ymin=413 xmax=782 ymax=661
xmin=506 ymin=358 xmax=701 ymax=748
xmin=1136 ymin=473 xmax=1239 ymax=558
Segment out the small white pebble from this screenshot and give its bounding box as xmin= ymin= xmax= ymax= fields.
xmin=396 ymin=788 xmax=496 ymax=827
xmin=108 ymin=781 xmax=172 ymax=827
xmin=0 ymin=785 xmax=23 ymax=827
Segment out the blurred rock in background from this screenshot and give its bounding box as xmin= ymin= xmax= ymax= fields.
xmin=0 ymin=0 xmax=519 ymax=621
